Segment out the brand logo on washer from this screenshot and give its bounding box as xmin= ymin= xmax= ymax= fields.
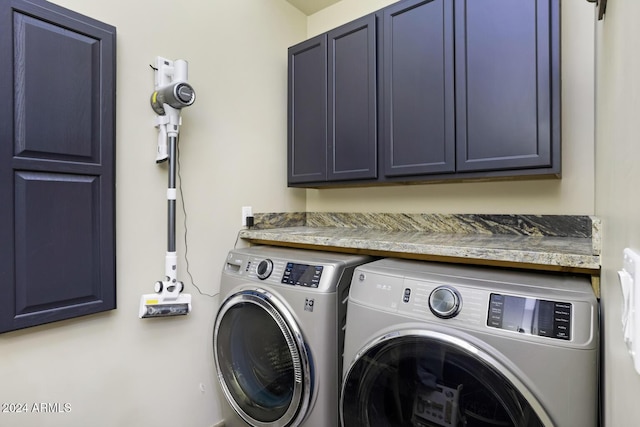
xmin=304 ymin=298 xmax=315 ymax=312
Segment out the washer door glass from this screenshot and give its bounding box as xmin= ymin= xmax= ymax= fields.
xmin=214 ymin=290 xmax=311 ymax=427
xmin=341 ymin=331 xmax=550 ymax=427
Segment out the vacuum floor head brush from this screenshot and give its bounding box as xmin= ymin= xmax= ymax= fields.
xmin=139 ymin=280 xmax=192 ymax=318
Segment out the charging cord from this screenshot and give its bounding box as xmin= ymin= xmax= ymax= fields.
xmin=177 ymin=138 xmax=218 ymax=298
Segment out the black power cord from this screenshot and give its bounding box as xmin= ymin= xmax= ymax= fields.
xmin=176 ymin=137 xmax=218 ymax=298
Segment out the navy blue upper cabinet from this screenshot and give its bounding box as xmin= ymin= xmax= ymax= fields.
xmin=382 ymin=0 xmax=455 ymax=177
xmin=288 ymin=15 xmax=377 ymax=185
xmin=327 ymin=15 xmax=378 ymax=182
xmin=288 ymin=34 xmax=328 ymax=184
xmin=454 ymin=0 xmax=560 ymax=174
xmin=287 ymin=0 xmax=560 ymax=187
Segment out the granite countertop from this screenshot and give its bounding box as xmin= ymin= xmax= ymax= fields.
xmin=238 ymin=213 xmax=601 ymax=274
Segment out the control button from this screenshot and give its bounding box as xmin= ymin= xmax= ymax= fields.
xmin=403 ymin=288 xmax=411 ymax=303
xmin=488 ymin=315 xmax=502 ymax=328
xmin=256 ymin=259 xmax=273 ymax=280
xmin=553 ymin=302 xmax=572 ymax=340
xmin=487 ymin=294 xmax=504 ymax=328
xmin=537 ymin=300 xmax=555 ymax=337
xmin=429 ymin=286 xmax=462 ymax=319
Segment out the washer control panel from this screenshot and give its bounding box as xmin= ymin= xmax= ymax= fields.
xmin=282 ymin=262 xmax=323 ymax=288
xmin=488 ymin=293 xmax=572 ymax=340
xmin=224 ymin=247 xmax=372 ymax=293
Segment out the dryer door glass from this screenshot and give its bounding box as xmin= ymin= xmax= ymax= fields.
xmin=341 ymin=331 xmax=549 ymax=427
xmin=214 ymin=293 xmax=311 ymax=426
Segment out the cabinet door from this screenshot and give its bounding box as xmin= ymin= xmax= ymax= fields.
xmin=382 ymin=0 xmax=455 ymax=177
xmin=455 ymin=0 xmax=560 ymax=173
xmin=327 ymin=14 xmax=377 ymax=181
xmin=288 ymin=34 xmax=328 ymax=184
xmin=0 ymin=0 xmax=116 ymax=332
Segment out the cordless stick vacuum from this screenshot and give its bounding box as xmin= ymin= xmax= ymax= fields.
xmin=139 ymin=57 xmax=196 ymax=318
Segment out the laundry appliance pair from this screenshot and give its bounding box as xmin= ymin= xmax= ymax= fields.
xmin=213 ymin=247 xmax=599 ymax=427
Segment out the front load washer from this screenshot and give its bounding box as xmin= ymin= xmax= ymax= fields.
xmin=341 ymin=258 xmax=599 ymax=427
xmin=214 ymin=246 xmax=373 ymax=427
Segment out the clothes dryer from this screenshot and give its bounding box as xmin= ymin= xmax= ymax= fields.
xmin=214 ymin=246 xmax=373 ymax=427
xmin=341 ymin=258 xmax=599 ymax=427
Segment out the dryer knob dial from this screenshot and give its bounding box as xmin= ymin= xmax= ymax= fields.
xmin=256 ymin=259 xmax=274 ymax=280
xmin=429 ymin=286 xmax=461 ymax=319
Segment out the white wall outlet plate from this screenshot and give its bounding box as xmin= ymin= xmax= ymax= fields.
xmin=242 ymin=206 xmax=252 ymax=226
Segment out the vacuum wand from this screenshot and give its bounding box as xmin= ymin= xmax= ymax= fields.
xmin=168 ymin=133 xmax=177 ymax=255
xmin=140 ymin=57 xmax=196 ymax=319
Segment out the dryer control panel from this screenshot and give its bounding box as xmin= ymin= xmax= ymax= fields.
xmin=349 ymin=258 xmax=598 ymax=348
xmin=488 ymin=293 xmax=572 ymax=340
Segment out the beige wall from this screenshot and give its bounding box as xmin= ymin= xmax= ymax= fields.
xmin=595 ymin=0 xmax=640 ymax=425
xmin=0 ymin=1 xmax=306 ymax=426
xmin=306 ymin=0 xmax=596 ymax=215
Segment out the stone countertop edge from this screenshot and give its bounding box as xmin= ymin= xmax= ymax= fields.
xmin=238 ymin=213 xmax=601 ymax=271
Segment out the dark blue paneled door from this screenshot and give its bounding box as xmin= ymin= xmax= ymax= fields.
xmin=454 ymin=0 xmax=560 ymax=172
xmin=327 ymin=14 xmax=378 ymax=181
xmin=382 ymin=0 xmax=455 ymax=177
xmin=0 ymin=0 xmax=116 ymax=332
xmin=288 ymin=34 xmax=328 ymax=184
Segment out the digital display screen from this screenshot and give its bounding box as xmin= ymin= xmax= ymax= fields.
xmin=488 ymin=293 xmax=571 ymax=340
xmin=282 ymin=263 xmax=323 ymax=287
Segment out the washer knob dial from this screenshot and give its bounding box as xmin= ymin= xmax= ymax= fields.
xmin=256 ymin=259 xmax=273 ymax=280
xmin=429 ymin=286 xmax=461 ymax=318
